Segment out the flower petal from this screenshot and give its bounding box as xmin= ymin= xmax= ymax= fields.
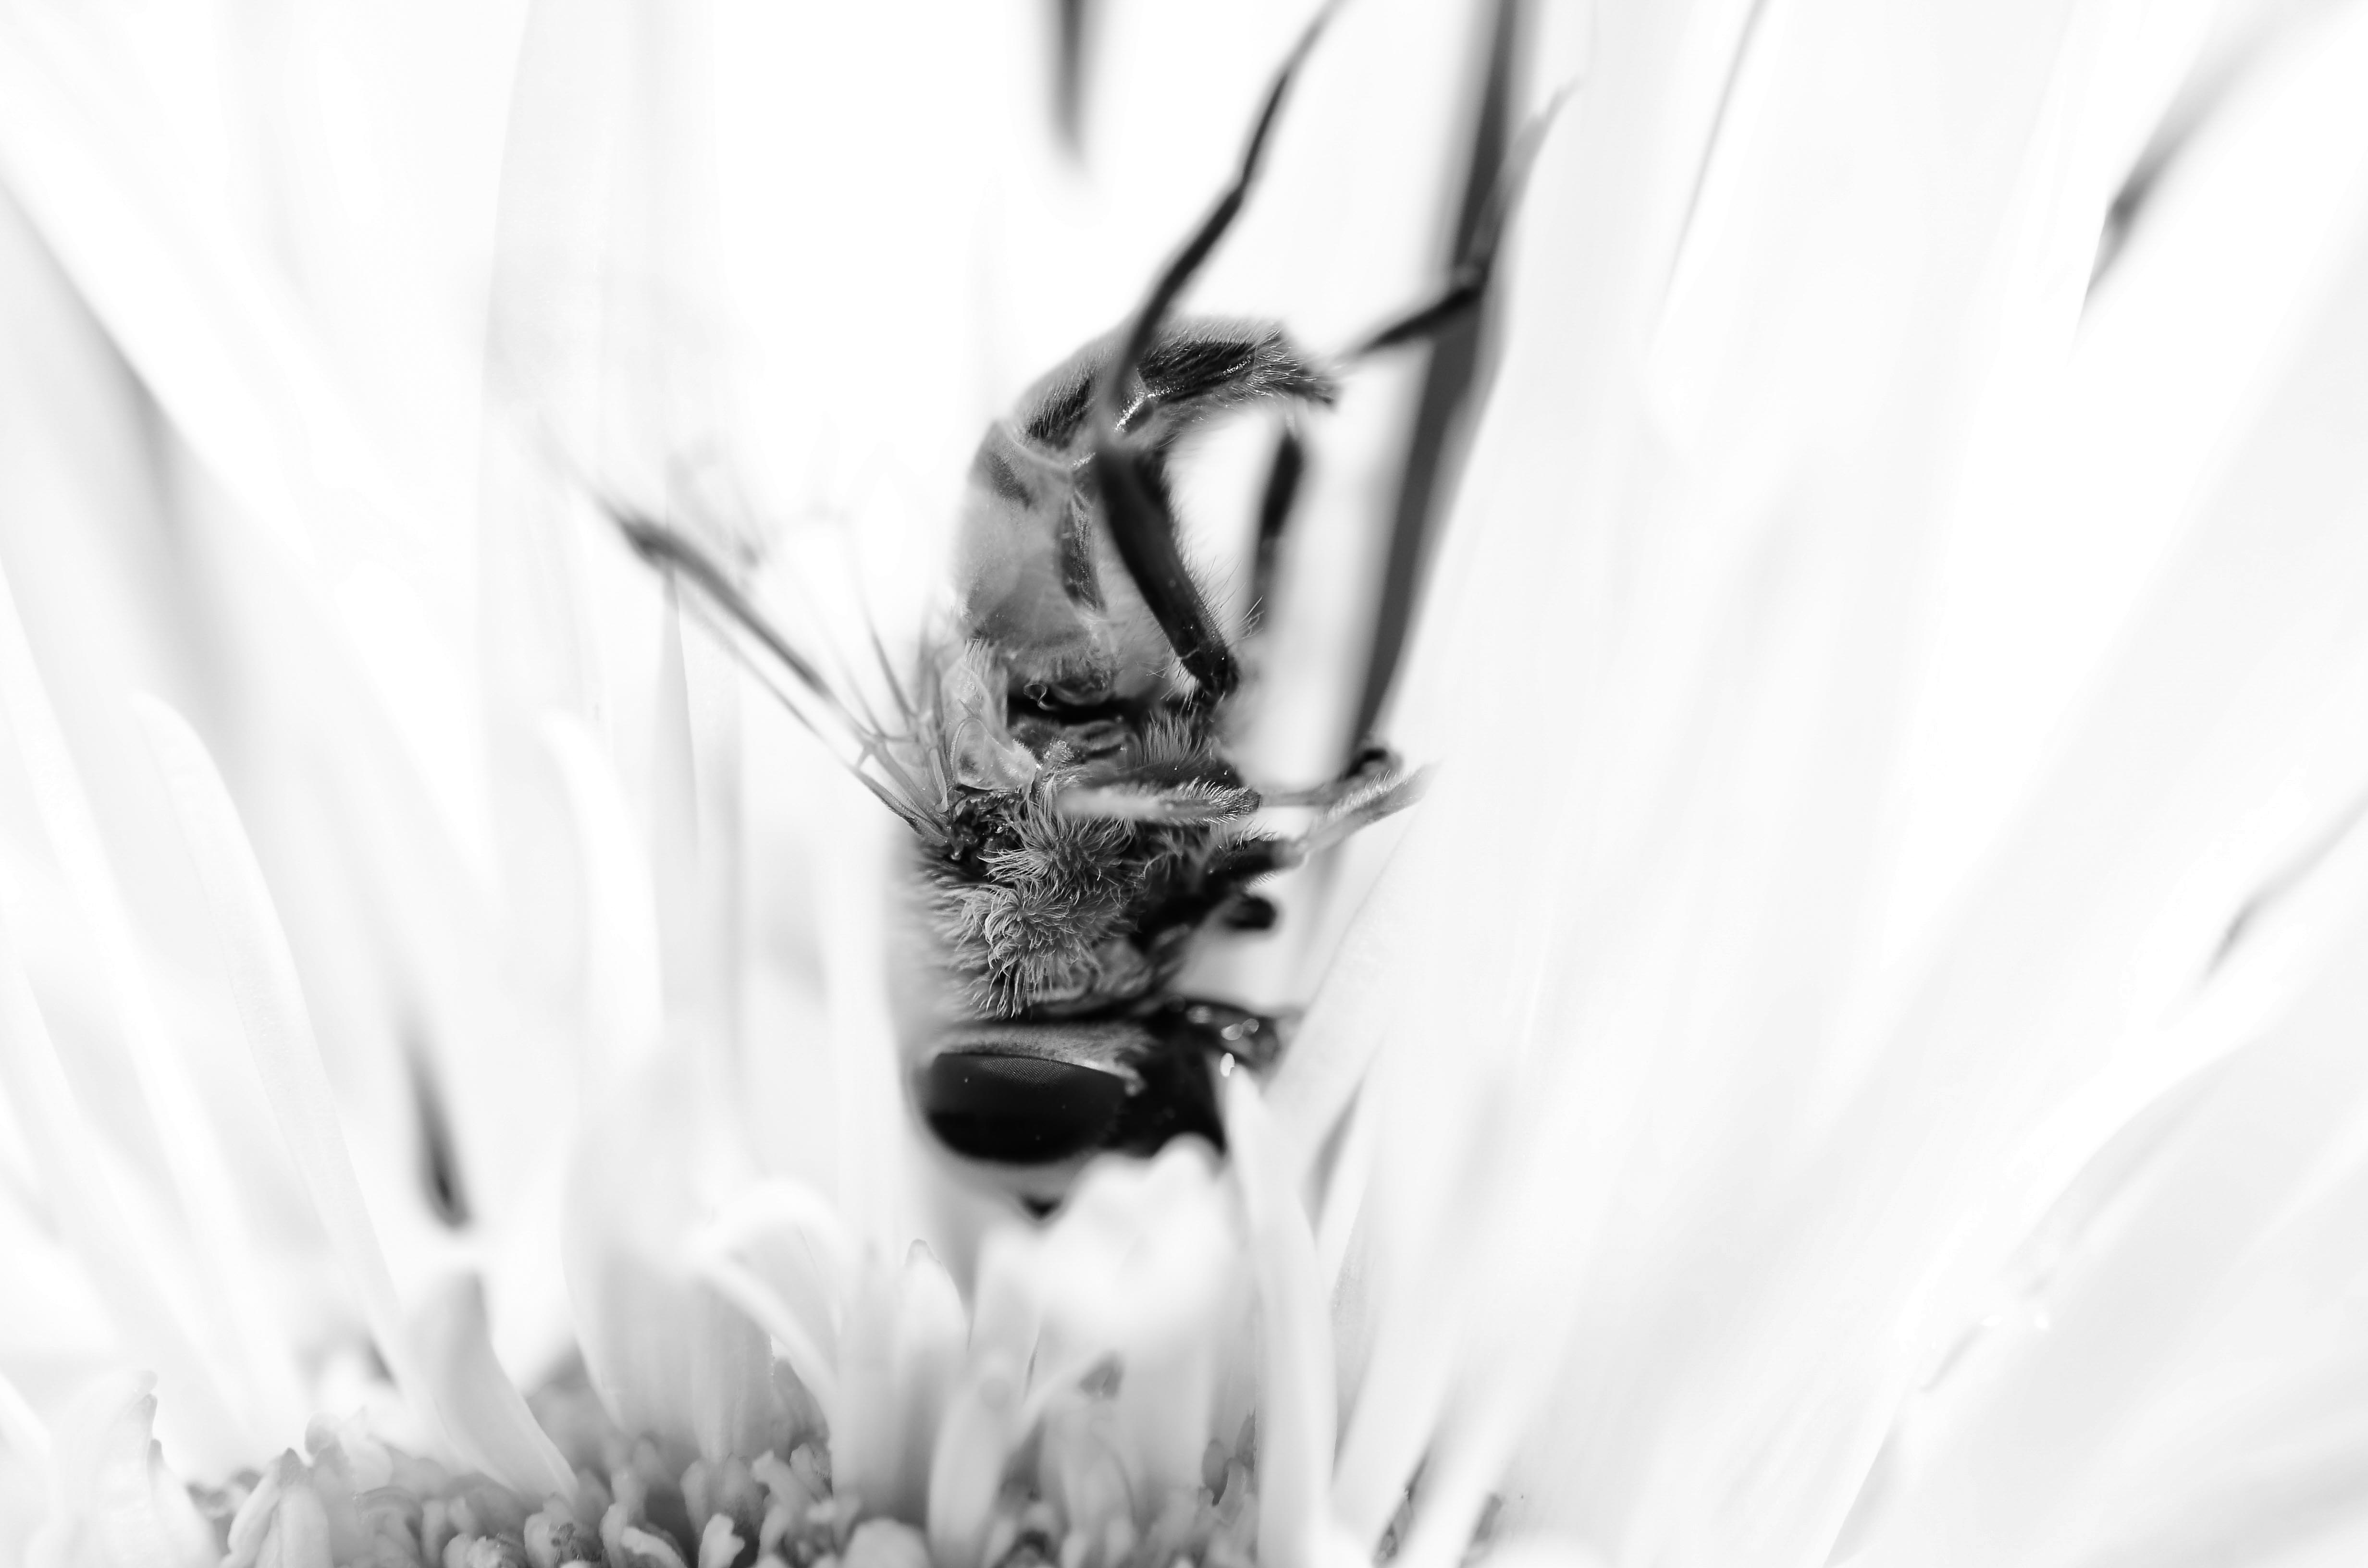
xmin=1224 ymin=1072 xmax=1334 ymax=1568
xmin=1464 ymin=1536 xmax=1613 ymax=1568
xmin=562 ymin=1055 xmax=799 ymax=1463
xmin=540 ymin=716 xmax=666 ymax=1084
xmin=0 ymin=559 xmax=308 ymax=1445
xmin=1277 ymin=4 xmax=2368 ymax=1567
xmin=925 ymin=1352 xmax=1025 ymax=1568
xmin=406 ymin=1269 xmax=574 ymax=1500
xmin=1842 ymin=774 xmax=2368 ymax=1564
xmin=0 ymin=898 xmax=253 ymax=1469
xmin=135 ymin=696 xmax=436 ymax=1441
xmin=45 ymin=1374 xmax=216 ymax=1568
xmin=690 ymin=1177 xmax=855 ymax=1429
xmin=832 ymin=1244 xmax=966 ymax=1525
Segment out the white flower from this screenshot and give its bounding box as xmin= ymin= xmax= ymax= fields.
xmin=5 ymin=3 xmax=2368 ymax=1568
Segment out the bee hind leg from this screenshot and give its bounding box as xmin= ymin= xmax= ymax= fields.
xmin=1085 ymin=7 xmax=1339 ymax=702
xmin=1339 ymin=86 xmax=1572 ymax=364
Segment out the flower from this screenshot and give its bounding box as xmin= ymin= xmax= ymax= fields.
xmin=0 ymin=636 xmax=1320 ymax=1568
xmin=8 ymin=3 xmax=2368 ymax=1568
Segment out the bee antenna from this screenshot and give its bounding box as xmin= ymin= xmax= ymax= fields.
xmin=605 ymin=503 xmax=932 ymax=827
xmin=613 ymin=512 xmax=837 ymax=704
xmin=869 ymin=624 xmax=917 ymax=727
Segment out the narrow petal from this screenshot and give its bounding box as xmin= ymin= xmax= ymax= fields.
xmin=1465 ymin=1537 xmax=1613 ymax=1568
xmin=968 ymin=1143 xmax=1247 ymax=1513
xmin=563 ymin=1057 xmax=798 ymax=1462
xmin=690 ymin=1177 xmax=856 ymax=1428
xmin=926 ymin=1354 xmax=1025 ymax=1568
xmin=0 ymin=558 xmax=307 ymax=1441
xmin=246 ymin=1473 xmax=333 ymax=1568
xmin=1844 ymin=784 xmax=2368 ymax=1564
xmin=653 ymin=595 xmax=708 ymax=1040
xmin=46 ymin=1375 xmax=216 ymax=1568
xmin=1224 ymin=1072 xmax=1334 ymax=1568
xmin=832 ymin=1245 xmax=966 ymax=1525
xmin=407 ymin=1270 xmax=575 ymax=1500
xmin=0 ymin=901 xmax=253 ymax=1469
xmin=1273 ymin=4 xmax=2368 ymax=1566
xmin=0 ymin=1363 xmax=50 ymax=1481
xmin=540 ymin=716 xmax=666 ymax=1082
xmin=132 ymin=697 xmax=433 ymax=1441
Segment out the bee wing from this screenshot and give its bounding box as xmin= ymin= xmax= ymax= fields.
xmin=605 ymin=502 xmax=937 ymax=829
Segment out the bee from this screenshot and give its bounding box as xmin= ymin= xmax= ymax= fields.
xmin=616 ymin=12 xmax=1554 ymax=1191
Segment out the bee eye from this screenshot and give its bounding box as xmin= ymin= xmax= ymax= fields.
xmin=917 ymin=1050 xmax=1130 ymax=1164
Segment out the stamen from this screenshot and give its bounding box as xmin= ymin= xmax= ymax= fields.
xmin=189 ymin=1400 xmax=1296 ymax=1568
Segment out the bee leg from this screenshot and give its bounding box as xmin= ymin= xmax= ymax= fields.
xmin=1340 ymin=86 xmax=1570 ymax=363
xmin=1257 ymin=748 xmax=1424 ymax=853
xmin=1095 ymin=4 xmax=1335 ymax=429
xmin=1306 ymin=760 xmax=1425 ymax=852
xmin=1084 ymin=7 xmax=1338 ymax=699
xmin=1243 ymin=420 xmax=1307 ymax=637
xmin=1091 ymin=440 xmax=1242 ymax=699
xmin=1256 ymin=741 xmax=1403 ymax=808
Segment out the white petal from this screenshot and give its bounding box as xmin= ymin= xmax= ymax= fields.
xmin=406 ymin=1269 xmax=574 ymax=1500
xmin=1279 ymin=1 xmax=2331 ymax=1563
xmin=0 ymin=900 xmax=253 ymax=1469
xmin=843 ymin=1518 xmax=932 ymax=1568
xmin=562 ymin=1057 xmax=797 ymax=1462
xmin=831 ymin=1245 xmax=966 ymax=1525
xmin=45 ymin=1375 xmax=215 ymax=1568
xmin=540 ymin=715 xmax=666 ymax=1084
xmin=134 ymin=697 xmax=436 ymax=1442
xmin=691 ymin=1177 xmax=856 ymax=1427
xmin=1224 ymin=1074 xmax=1335 ymax=1568
xmin=1463 ymin=1536 xmax=1612 ymax=1568
xmin=1844 ymin=786 xmax=2368 ymax=1564
xmin=0 ymin=559 xmax=307 ymax=1444
xmin=968 ymin=1143 xmax=1246 ymax=1509
xmin=926 ymin=1354 xmax=1024 ymax=1568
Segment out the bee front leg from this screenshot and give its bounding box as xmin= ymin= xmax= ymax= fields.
xmin=1253 ymin=745 xmax=1427 ymax=855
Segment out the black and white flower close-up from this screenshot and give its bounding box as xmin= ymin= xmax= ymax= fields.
xmin=4 ymin=3 xmax=2368 ymax=1567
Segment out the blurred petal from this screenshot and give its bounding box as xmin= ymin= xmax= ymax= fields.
xmin=44 ymin=1375 xmax=215 ymax=1568
xmin=1225 ymin=1074 xmax=1333 ymax=1568
xmin=135 ymin=698 xmax=437 ymax=1442
xmin=0 ymin=560 xmax=307 ymax=1444
xmin=1849 ymin=662 xmax=2368 ymax=1563
xmin=691 ymin=1178 xmax=854 ymax=1429
xmin=0 ymin=891 xmax=252 ymax=1469
xmin=1276 ymin=1 xmax=2368 ymax=1565
xmin=562 ymin=1056 xmax=797 ymax=1463
xmin=926 ymin=1352 xmax=1025 ymax=1568
xmin=406 ymin=1271 xmax=573 ymax=1500
xmin=832 ymin=1245 xmax=965 ymax=1525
